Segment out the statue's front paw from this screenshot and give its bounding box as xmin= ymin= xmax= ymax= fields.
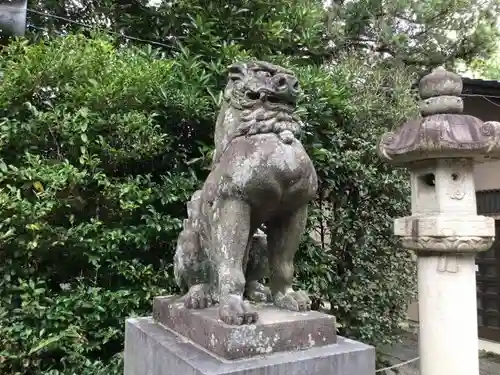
xmin=219 ymin=294 xmax=258 ymax=325
xmin=183 ymin=284 xmax=215 ymax=309
xmin=274 ymin=290 xmax=311 ymax=311
xmin=245 ymin=281 xmax=272 ymax=303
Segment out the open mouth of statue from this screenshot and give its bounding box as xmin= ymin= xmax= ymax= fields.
xmin=245 ymin=91 xmax=296 ymax=107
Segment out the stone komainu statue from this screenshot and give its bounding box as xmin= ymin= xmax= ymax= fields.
xmin=174 ymin=61 xmax=318 ymax=325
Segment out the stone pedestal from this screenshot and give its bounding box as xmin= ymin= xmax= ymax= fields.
xmin=124 ymin=296 xmax=375 ymax=375
xmin=153 ymin=296 xmax=339 ymax=359
xmin=395 ymin=214 xmax=494 ymax=375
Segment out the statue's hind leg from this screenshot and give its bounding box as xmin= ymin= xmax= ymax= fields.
xmin=211 ymin=198 xmax=258 ymax=325
xmin=267 ymin=205 xmax=311 ymax=311
xmin=174 ymin=190 xmax=218 ymax=309
xmin=175 ymin=227 xmax=216 ymax=309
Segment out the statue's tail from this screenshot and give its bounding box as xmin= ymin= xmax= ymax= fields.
xmin=173 ymin=190 xmax=204 ymax=292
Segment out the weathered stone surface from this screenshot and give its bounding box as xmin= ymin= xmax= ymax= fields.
xmin=394 ymin=215 xmax=495 ymax=238
xmin=0 ymin=0 xmax=27 ymax=37
xmin=418 ymin=66 xmax=462 ymax=99
xmin=419 ymin=95 xmax=463 ymax=116
xmin=153 ymin=295 xmax=337 ymax=360
xmin=124 ymin=317 xmax=375 ymax=375
xmin=378 ymin=66 xmax=500 ymax=165
xmin=173 ymin=60 xmax=318 ymax=326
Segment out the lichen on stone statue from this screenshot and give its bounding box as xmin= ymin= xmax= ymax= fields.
xmin=174 ymin=60 xmax=318 ymax=325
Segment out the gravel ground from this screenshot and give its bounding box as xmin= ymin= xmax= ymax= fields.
xmin=378 ymin=331 xmax=500 ymax=375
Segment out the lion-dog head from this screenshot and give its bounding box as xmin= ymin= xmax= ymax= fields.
xmin=212 ymin=61 xmax=304 ymax=166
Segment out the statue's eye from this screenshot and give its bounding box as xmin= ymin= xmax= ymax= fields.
xmin=246 ymin=92 xmax=260 ymax=100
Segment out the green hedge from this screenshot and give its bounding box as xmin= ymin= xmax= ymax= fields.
xmin=0 ymin=35 xmax=417 ymax=374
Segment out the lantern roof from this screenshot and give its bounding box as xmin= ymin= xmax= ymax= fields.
xmin=378 ymin=67 xmax=500 ymax=165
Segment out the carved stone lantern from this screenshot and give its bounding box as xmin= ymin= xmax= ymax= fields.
xmin=378 ymin=67 xmax=500 ymax=375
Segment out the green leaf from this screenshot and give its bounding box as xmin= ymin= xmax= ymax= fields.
xmin=28 ymin=335 xmax=64 ymax=355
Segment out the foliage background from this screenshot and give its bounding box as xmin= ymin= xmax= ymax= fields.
xmin=0 ymin=1 xmax=441 ymax=374
xmin=457 ymin=46 xmax=500 ymax=79
xmin=29 ymin=0 xmax=500 ymax=70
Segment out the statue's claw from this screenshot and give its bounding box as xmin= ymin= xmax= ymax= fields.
xmin=245 ymin=280 xmax=272 ymax=303
xmin=218 ymin=294 xmax=258 ymax=325
xmin=273 ymin=289 xmax=311 ymax=311
xmin=183 ymin=284 xmax=215 ymax=309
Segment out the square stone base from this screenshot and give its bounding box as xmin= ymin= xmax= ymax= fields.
xmin=124 ymin=317 xmax=375 ymax=375
xmin=153 ymin=295 xmax=337 ymax=360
